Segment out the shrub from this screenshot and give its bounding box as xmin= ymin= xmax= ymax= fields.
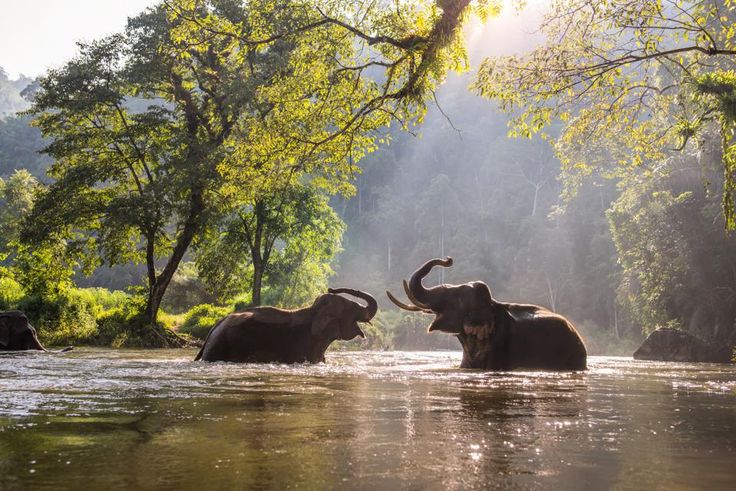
xmin=158 ymin=309 xmax=187 ymax=331
xmin=0 ymin=276 xmax=24 ymax=310
xmin=91 ymin=296 xmax=185 ymax=348
xmin=179 ymin=304 xmax=231 ymax=340
xmin=72 ymin=288 xmax=130 ymax=316
xmin=94 ymin=297 xmax=147 ymax=348
xmin=18 ymin=290 xmax=97 ymax=346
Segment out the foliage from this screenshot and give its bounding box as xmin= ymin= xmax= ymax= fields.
xmin=474 ymin=0 xmax=736 ymax=225
xmin=178 ymin=303 xmax=231 ymax=340
xmin=0 ymin=169 xmax=41 ymax=256
xmin=11 ymin=239 xmax=80 ymax=298
xmin=94 ymin=296 xmax=150 ymax=348
xmin=72 ymin=288 xmax=131 ymax=316
xmin=94 ymin=295 xmax=188 ymax=348
xmin=332 ymin=80 xmax=638 ymax=350
xmin=0 ymin=275 xmax=24 ymax=310
xmin=693 ymin=70 xmax=736 ymax=225
xmin=6 ymin=287 xmax=130 ymax=346
xmin=608 ymin=148 xmax=736 ymax=347
xmin=18 ymin=290 xmax=98 ymax=346
xmin=0 ymin=170 xmax=79 ymax=297
xmin=1 ymin=282 xmax=184 ymax=348
xmin=23 ymin=0 xmax=489 ymax=336
xmin=196 ymin=183 xmax=344 ymax=307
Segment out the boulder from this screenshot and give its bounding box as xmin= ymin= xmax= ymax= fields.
xmin=633 ymin=328 xmax=732 ymax=363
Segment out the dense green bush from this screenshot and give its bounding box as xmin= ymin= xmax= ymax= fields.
xmin=179 ymin=304 xmax=231 ymax=340
xmin=17 ymin=290 xmax=97 ymax=346
xmin=0 ymin=275 xmax=24 ymax=310
xmin=94 ymin=296 xmax=148 ymax=348
xmin=73 ymin=288 xmax=130 ymax=316
xmin=7 ymin=287 xmax=140 ymax=347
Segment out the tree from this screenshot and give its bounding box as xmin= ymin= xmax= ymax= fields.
xmin=0 ymin=169 xmax=40 ymax=253
xmin=474 ymin=0 xmax=736 ymax=225
xmin=608 ymin=146 xmax=736 ymax=347
xmin=23 ymin=0 xmax=489 ymax=341
xmin=0 ymin=170 xmax=76 ymax=296
xmin=195 ymin=183 xmax=344 ymax=307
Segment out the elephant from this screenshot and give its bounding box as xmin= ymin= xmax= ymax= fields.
xmin=387 ymin=257 xmax=587 ymax=371
xmin=0 ymin=310 xmax=73 ymax=352
xmin=195 ymin=288 xmax=378 ymax=363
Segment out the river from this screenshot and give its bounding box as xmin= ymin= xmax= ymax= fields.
xmin=0 ymin=350 xmax=734 ymax=489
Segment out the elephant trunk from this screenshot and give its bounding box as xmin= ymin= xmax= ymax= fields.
xmin=31 ymin=333 xmax=47 ymax=351
xmin=408 ymin=257 xmax=453 ymax=308
xmin=328 ymin=288 xmax=378 ymax=321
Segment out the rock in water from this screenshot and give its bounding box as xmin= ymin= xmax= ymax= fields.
xmin=633 ymin=328 xmax=732 ymax=363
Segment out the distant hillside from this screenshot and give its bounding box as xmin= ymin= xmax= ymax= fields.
xmin=0 ymin=68 xmax=50 ymax=179
xmin=0 ymin=67 xmax=32 ymax=117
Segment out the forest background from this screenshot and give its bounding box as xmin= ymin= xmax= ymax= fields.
xmin=1 ymin=0 xmax=734 ymax=356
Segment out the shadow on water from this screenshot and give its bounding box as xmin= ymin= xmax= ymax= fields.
xmin=0 ymin=350 xmax=735 ymax=489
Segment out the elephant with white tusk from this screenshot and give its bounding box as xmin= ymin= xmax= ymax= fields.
xmin=387 ymin=257 xmax=587 ymax=371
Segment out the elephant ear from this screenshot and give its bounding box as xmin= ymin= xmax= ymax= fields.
xmin=0 ymin=318 xmax=9 ymax=348
xmin=466 ymin=281 xmax=496 ymax=326
xmin=472 ymin=281 xmax=495 ymax=306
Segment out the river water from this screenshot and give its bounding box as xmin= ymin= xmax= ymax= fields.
xmin=0 ymin=349 xmax=734 ymax=489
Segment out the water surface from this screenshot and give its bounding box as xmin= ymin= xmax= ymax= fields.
xmin=1 ymin=350 xmax=734 ymax=489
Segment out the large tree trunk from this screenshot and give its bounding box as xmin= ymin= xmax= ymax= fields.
xmin=252 ymin=258 xmax=264 ymax=306
xmin=144 ymin=186 xmax=205 ymax=329
xmin=249 ymin=201 xmax=266 ymax=307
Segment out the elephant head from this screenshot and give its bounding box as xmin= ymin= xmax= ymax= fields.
xmin=387 ymin=257 xmax=496 ymax=336
xmin=310 ymin=288 xmax=378 ymax=341
xmin=0 ymin=311 xmax=46 ymax=351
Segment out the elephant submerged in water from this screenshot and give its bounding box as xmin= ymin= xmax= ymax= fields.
xmin=195 ymin=288 xmax=377 ymax=363
xmin=387 ymin=258 xmax=587 ymax=371
xmin=0 ymin=310 xmax=73 ymax=352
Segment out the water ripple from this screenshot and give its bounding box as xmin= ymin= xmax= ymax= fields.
xmin=1 ymin=350 xmax=734 ymax=489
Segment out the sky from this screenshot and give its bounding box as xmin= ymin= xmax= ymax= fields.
xmin=0 ymin=0 xmax=543 ymax=80
xmin=0 ymin=0 xmax=157 ymax=78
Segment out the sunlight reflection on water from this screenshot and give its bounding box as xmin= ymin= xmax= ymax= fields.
xmin=0 ymin=350 xmax=734 ymax=489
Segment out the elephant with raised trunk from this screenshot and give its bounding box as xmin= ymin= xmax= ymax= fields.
xmin=195 ymin=288 xmax=377 ymax=363
xmin=387 ymin=258 xmax=587 ymax=371
xmin=0 ymin=310 xmax=73 ymax=352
